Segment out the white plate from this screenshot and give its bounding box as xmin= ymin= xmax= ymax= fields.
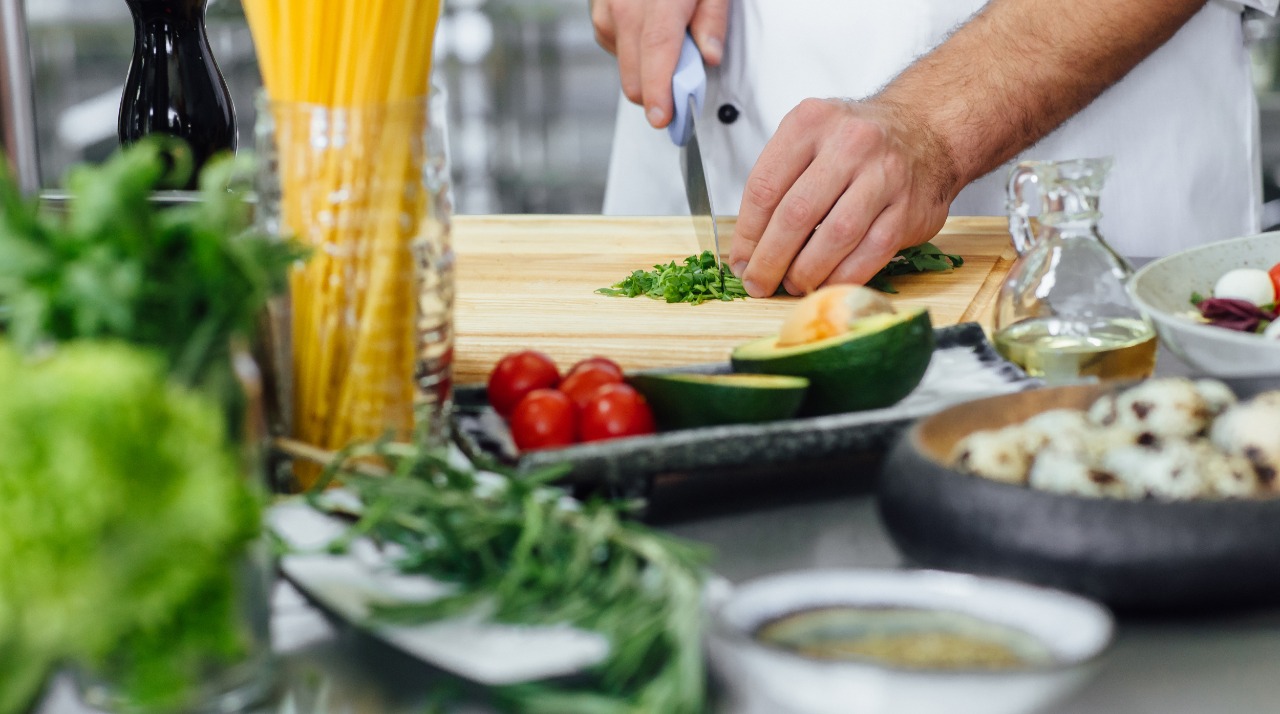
xmin=267 ymin=500 xmax=611 ymax=685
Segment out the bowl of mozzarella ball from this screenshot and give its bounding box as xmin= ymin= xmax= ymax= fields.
xmin=1128 ymin=232 xmax=1280 ymax=377
xmin=880 ymin=376 xmax=1280 ymax=612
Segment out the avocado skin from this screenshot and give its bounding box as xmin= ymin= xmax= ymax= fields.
xmin=730 ymin=310 xmax=935 ymax=416
xmin=628 ymin=373 xmax=808 ymax=430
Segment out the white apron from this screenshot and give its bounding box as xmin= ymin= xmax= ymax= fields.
xmin=603 ymin=0 xmax=1279 ymax=258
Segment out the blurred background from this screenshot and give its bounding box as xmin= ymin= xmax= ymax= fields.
xmin=22 ymin=0 xmax=617 ymax=215
xmin=16 ymin=1 xmax=1280 ymax=222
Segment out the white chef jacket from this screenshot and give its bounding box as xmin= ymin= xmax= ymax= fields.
xmin=603 ymin=0 xmax=1279 ymax=258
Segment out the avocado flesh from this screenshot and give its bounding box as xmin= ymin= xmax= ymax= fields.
xmin=735 ymin=310 xmax=920 ymax=360
xmin=651 ymin=373 xmax=810 ymax=388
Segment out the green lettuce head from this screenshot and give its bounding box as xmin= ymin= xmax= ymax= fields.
xmin=0 ymin=340 xmax=261 ymax=714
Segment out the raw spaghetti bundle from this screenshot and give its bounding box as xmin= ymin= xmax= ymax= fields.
xmin=243 ymin=0 xmax=444 ymax=487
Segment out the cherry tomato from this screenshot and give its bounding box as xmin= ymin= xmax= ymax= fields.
xmin=510 ymin=389 xmax=577 ymax=451
xmin=1269 ymin=263 xmax=1280 ymax=304
xmin=567 ymin=356 xmax=624 ymax=379
xmin=487 ymin=351 xmax=560 ymax=417
xmin=579 ymin=383 xmax=656 ymax=442
xmin=558 ymin=365 xmax=624 ymax=409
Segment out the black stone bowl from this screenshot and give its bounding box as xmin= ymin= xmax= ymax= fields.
xmin=879 ymin=376 xmax=1280 ymax=614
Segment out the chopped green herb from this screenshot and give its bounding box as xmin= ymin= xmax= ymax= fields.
xmin=597 ymin=251 xmax=746 ymax=305
xmin=1190 ymin=291 xmax=1206 ymax=307
xmin=307 ymin=443 xmax=711 ymax=714
xmin=598 ymin=243 xmax=961 ymax=302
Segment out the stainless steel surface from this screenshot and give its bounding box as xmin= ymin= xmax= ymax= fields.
xmin=0 ymin=0 xmax=39 ymax=193
xmin=682 ymin=95 xmax=722 ymax=279
xmin=37 ymin=189 xmax=202 ymax=210
xmin=18 ymin=0 xmax=616 ymax=212
xmin=34 ymin=341 xmax=1280 ymax=714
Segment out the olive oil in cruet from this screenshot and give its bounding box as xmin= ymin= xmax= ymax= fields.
xmin=994 ymin=158 xmax=1157 ymax=384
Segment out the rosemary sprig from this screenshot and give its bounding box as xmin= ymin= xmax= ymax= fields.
xmin=305 ymin=443 xmax=712 ymax=713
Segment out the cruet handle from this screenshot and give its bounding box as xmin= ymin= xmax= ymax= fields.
xmin=1005 ymin=161 xmax=1041 ymax=255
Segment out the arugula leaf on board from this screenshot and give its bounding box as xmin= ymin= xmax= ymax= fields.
xmin=598 ymin=243 xmax=961 ymax=302
xmin=866 ymin=242 xmax=965 ymax=294
xmin=306 ymin=442 xmax=711 ymax=714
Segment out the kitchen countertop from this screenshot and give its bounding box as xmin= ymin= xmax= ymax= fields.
xmin=38 ymin=220 xmax=1280 ymax=714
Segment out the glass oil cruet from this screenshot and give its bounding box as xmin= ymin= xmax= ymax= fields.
xmin=994 ymin=157 xmax=1157 ymax=384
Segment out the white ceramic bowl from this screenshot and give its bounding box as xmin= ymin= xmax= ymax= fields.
xmin=707 ymin=569 xmax=1113 ymax=714
xmin=1128 ymin=233 xmax=1280 ymax=377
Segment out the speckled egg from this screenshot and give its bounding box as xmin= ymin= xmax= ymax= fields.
xmin=1211 ymin=401 xmax=1280 ymax=491
xmin=1028 ymin=448 xmax=1129 ymax=498
xmin=1088 ymin=378 xmax=1216 ymax=444
xmin=1197 ymin=443 xmax=1264 ymax=499
xmin=950 ymin=428 xmax=1033 ymax=485
xmin=1193 ymin=379 xmax=1238 ymax=416
xmin=1100 ymin=443 xmax=1214 ymax=500
xmin=1017 ymin=409 xmax=1095 ymax=454
xmin=1250 ymin=390 xmax=1280 ymax=409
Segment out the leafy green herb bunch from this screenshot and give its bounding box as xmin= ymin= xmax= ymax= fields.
xmin=0 ymin=140 xmax=302 ymax=713
xmin=0 ymin=138 xmax=305 ymax=393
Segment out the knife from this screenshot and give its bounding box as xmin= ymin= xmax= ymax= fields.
xmin=668 ymin=32 xmax=724 ymax=286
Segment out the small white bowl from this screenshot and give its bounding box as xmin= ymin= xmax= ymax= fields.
xmin=1128 ymin=233 xmax=1280 ymax=377
xmin=707 ymin=569 xmax=1113 ymax=714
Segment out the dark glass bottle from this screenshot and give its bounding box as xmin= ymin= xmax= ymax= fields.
xmin=119 ymin=0 xmax=237 ymax=188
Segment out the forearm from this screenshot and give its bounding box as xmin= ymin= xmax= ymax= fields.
xmin=876 ymin=0 xmax=1209 ymax=195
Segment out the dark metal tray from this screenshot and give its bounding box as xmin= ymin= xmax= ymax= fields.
xmin=452 ymin=323 xmax=1036 ymax=493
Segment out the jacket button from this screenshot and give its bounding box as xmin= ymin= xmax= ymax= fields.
xmin=717 ymin=103 xmax=740 ymax=125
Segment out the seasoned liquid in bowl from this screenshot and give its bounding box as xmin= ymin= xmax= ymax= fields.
xmin=755 ymin=605 xmax=1055 ymax=671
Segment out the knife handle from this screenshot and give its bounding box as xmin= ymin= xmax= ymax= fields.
xmin=668 ymin=31 xmax=707 ymax=148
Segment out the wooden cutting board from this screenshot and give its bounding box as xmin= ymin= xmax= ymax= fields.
xmin=452 ymin=215 xmax=1015 ymax=385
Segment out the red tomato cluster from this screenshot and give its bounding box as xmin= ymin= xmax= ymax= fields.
xmin=486 ymin=351 xmax=656 ymax=451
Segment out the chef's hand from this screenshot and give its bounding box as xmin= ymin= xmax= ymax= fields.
xmin=729 ymin=98 xmax=961 ymax=298
xmin=589 ymin=0 xmax=730 ymax=129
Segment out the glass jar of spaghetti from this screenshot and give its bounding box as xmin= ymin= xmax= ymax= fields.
xmin=253 ymin=87 xmax=455 ymax=490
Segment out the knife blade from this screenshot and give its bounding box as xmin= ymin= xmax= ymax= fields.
xmin=668 ymin=32 xmax=723 ymax=286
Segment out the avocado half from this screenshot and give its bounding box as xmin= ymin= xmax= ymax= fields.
xmin=628 ymin=372 xmax=810 ymax=430
xmin=730 ymin=307 xmax=934 ymax=415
